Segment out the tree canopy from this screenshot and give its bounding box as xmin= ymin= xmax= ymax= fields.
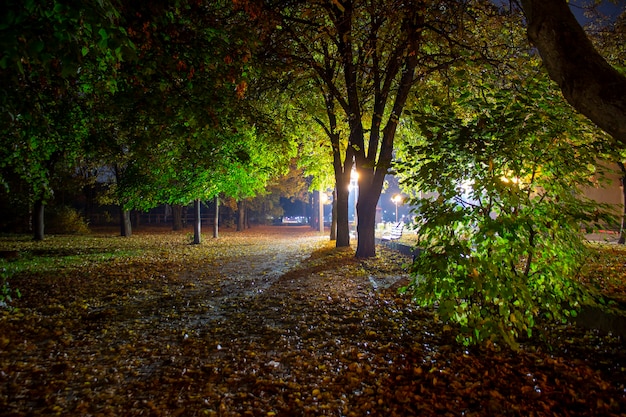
xmin=1 ymin=0 xmax=294 ymax=238
xmin=263 ymin=0 xmax=521 ymax=257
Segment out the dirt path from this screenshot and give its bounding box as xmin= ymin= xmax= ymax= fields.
xmin=173 ymin=226 xmax=332 ymax=330
xmin=206 ymin=226 xmax=329 ymax=297
xmin=80 ymin=225 xmax=332 ymax=334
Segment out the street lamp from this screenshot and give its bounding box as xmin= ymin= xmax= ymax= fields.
xmin=350 ymin=169 xmax=359 ymax=236
xmin=392 ymin=194 xmax=402 ymax=223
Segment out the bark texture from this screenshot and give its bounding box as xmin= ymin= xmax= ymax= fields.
xmin=193 ymin=199 xmax=201 ymax=244
xmin=355 ymin=182 xmax=378 ymax=259
xmin=237 ymin=200 xmax=246 ymax=232
xmin=172 ymin=204 xmax=183 ymax=231
xmin=119 ymin=208 xmax=132 ymax=237
xmin=520 ymin=0 xmax=626 ymax=144
xmin=334 ymin=178 xmax=351 ymax=247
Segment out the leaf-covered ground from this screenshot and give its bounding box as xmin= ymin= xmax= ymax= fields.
xmin=0 ymin=226 xmax=625 ymax=416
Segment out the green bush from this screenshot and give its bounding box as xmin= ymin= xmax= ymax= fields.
xmin=46 ymin=206 xmax=91 ymax=235
xmin=397 ymin=79 xmax=615 ymax=348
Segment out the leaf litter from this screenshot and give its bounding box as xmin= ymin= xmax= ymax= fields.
xmin=0 ymin=226 xmax=625 ymax=416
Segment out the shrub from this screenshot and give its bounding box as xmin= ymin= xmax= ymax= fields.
xmin=397 ymin=79 xmax=615 ymax=348
xmin=46 ymin=206 xmax=90 ymax=235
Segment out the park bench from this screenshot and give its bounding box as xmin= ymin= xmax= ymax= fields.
xmin=381 ymin=222 xmax=404 ymax=241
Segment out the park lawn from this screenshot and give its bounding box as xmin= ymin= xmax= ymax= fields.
xmin=0 ymin=228 xmax=625 ymax=416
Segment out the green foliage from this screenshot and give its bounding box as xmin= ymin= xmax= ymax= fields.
xmin=46 ymin=206 xmax=91 ymax=235
xmin=83 ymin=0 xmax=292 ymax=214
xmin=0 ymin=0 xmax=132 ymax=239
xmin=397 ymin=74 xmax=615 ymax=348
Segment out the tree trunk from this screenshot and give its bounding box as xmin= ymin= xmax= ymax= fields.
xmin=172 ymin=204 xmax=184 ymax=231
xmin=213 ymin=196 xmax=219 ymax=238
xmin=330 ymin=189 xmax=337 ymax=241
xmin=114 ymin=163 xmax=132 ymax=237
xmin=33 ymin=198 xmax=44 ymax=241
xmin=520 ymin=0 xmax=626 ymax=145
xmin=120 ymin=207 xmax=132 ymax=237
xmin=192 ymin=199 xmax=201 ymax=244
xmin=311 ymin=190 xmax=320 ymax=231
xmin=335 ymin=177 xmax=351 ymax=247
xmin=355 ymin=173 xmax=380 ymax=258
xmin=618 ymin=162 xmax=626 ymax=244
xmin=172 ymin=204 xmax=183 ymax=230
xmin=237 ymin=200 xmax=245 ymax=232
xmin=317 ymin=77 xmax=351 ymax=246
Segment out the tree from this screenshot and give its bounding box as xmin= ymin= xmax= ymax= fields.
xmin=81 ymin=0 xmax=277 ymax=238
xmin=290 ymin=85 xmax=337 ymax=237
xmin=519 ymin=0 xmax=626 ymax=145
xmin=0 ymin=0 xmax=129 ymax=239
xmin=617 ymin=162 xmax=626 ymax=244
xmin=254 ymin=70 xmax=339 ymax=238
xmin=248 ymin=160 xmax=310 ymax=226
xmin=112 ymin=113 xmax=290 ymax=240
xmin=267 ymin=0 xmax=497 ymax=257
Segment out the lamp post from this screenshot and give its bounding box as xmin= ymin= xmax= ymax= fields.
xmin=392 ymin=194 xmax=401 ymax=223
xmin=350 ymin=169 xmax=359 ymax=236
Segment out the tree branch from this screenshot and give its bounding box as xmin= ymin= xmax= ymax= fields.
xmin=520 ymin=0 xmax=626 ymax=144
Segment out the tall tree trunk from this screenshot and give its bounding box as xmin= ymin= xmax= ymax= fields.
xmin=213 ymin=196 xmax=219 ymax=238
xmin=237 ymin=200 xmax=245 ymax=232
xmin=355 ymin=176 xmax=378 ymax=258
xmin=120 ymin=207 xmax=132 ymax=237
xmin=33 ymin=198 xmax=44 ymax=241
xmin=192 ymin=199 xmax=201 ymax=244
xmin=335 ymin=176 xmax=351 ymax=247
xmin=172 ymin=204 xmax=183 ymax=231
xmin=315 ymin=81 xmax=351 ymax=246
xmin=311 ymin=191 xmax=319 ymax=231
xmin=330 ymin=189 xmax=337 ymax=241
xmin=114 ymin=163 xmax=132 ymax=237
xmin=618 ymin=162 xmax=626 ymax=244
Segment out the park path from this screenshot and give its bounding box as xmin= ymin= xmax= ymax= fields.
xmin=122 ymin=226 xmax=328 ymax=337
xmin=206 ymin=226 xmax=329 ymax=297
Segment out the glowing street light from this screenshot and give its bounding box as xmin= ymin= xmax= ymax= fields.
xmin=392 ymin=194 xmax=402 ymax=223
xmin=350 ymin=169 xmax=359 ymax=235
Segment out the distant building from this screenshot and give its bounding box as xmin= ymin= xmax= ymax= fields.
xmin=580 ymin=161 xmax=623 ymax=230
